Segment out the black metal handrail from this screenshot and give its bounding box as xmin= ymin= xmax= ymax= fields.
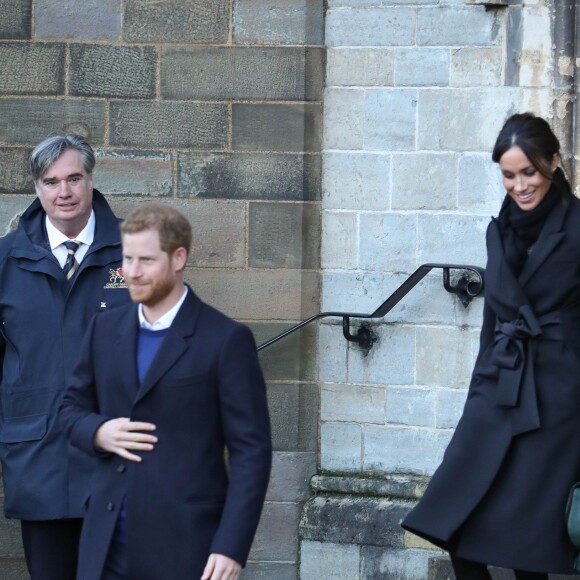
xmin=257 ymin=263 xmax=484 ymax=353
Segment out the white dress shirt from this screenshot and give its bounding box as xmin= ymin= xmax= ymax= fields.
xmin=45 ymin=211 xmax=96 ymax=268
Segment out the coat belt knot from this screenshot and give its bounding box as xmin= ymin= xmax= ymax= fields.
xmin=492 ymin=306 xmax=561 ymax=436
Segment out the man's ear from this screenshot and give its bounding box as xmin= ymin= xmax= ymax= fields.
xmin=173 ymin=247 xmax=188 ymax=272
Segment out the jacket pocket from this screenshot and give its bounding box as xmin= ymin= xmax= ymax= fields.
xmin=0 ymin=414 xmax=47 ymax=443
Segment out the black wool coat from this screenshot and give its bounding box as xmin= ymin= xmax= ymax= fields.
xmin=403 ymin=190 xmax=580 ymax=574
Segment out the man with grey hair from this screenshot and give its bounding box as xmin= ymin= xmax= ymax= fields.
xmin=0 ymin=134 xmax=130 ymax=579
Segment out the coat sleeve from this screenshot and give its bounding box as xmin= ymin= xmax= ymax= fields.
xmin=209 ymin=323 xmax=272 ymax=566
xmin=58 ymin=314 xmax=114 ymax=457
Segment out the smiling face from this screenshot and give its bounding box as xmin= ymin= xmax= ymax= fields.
xmin=122 ymin=228 xmax=187 ymax=316
xmin=499 ymin=145 xmax=558 ymax=211
xmin=34 ymin=149 xmax=93 ymax=237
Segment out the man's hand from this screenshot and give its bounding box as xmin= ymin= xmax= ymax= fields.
xmin=201 ymin=553 xmax=241 ymax=580
xmin=94 ymin=417 xmax=157 ymax=462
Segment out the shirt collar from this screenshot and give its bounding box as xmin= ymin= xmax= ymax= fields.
xmin=45 ymin=210 xmax=96 ymax=250
xmin=138 ymin=287 xmax=189 ymax=331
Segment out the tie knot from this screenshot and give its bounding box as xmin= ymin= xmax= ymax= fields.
xmin=64 ymin=240 xmax=80 ymax=254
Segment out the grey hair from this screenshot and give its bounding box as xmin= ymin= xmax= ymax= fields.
xmin=29 ymin=134 xmax=95 ymax=182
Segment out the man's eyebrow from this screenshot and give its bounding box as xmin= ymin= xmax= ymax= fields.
xmin=41 ymin=172 xmax=84 ymax=183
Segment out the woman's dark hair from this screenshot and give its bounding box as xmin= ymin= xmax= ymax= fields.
xmin=492 ymin=112 xmax=568 ymax=189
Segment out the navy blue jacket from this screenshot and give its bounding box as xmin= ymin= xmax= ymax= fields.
xmin=59 ymin=290 xmax=272 ymax=580
xmin=0 ymin=190 xmax=130 ymax=520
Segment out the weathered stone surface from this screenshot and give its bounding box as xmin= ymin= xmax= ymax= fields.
xmin=123 ymin=0 xmax=228 ymax=43
xmin=109 ymin=102 xmax=227 ymax=149
xmin=0 ymin=195 xmax=35 ymax=235
xmin=0 ymin=43 xmax=64 ymax=95
xmin=417 ymin=6 xmax=501 ymax=47
xmin=69 ymin=44 xmax=156 ymax=98
xmin=0 ymin=513 xmax=24 ymax=557
xmin=321 ymin=383 xmax=386 ymax=424
xmin=185 ymin=269 xmax=319 ymax=321
xmin=362 ymin=546 xmax=432 ymax=580
xmin=386 ymin=386 xmax=437 ymax=428
xmin=327 ymin=7 xmax=415 ymax=47
xmin=0 ymin=558 xmax=28 ymax=579
xmin=321 ymin=422 xmax=362 ymax=471
xmin=162 ymin=47 xmax=323 ymax=101
xmin=318 ymin=324 xmax=348 ymax=383
xmin=324 ymin=88 xmax=365 ymax=150
xmin=301 ymin=494 xmax=411 ymax=547
xmin=321 ymin=211 xmax=358 ymax=269
xmin=300 ymin=541 xmax=360 ymax=580
xmin=94 ymin=150 xmax=172 ymax=197
xmin=267 ymin=383 xmax=319 ymax=452
xmin=249 ymin=502 xmax=300 ymax=561
xmin=327 ymin=48 xmax=394 ymax=87
xmin=0 ymin=149 xmax=33 ymax=193
xmin=249 ymin=202 xmax=320 ymax=269
xmin=436 ymin=388 xmax=468 ymax=429
xmin=0 ymin=0 xmax=31 ymax=39
xmin=458 ymin=153 xmax=504 ymax=212
xmin=253 ymin=322 xmax=317 ymax=382
xmin=233 ymin=0 xmax=324 ymax=45
xmin=0 ymin=99 xmax=105 ymax=145
xmin=395 ymin=48 xmax=449 ymax=87
xmin=240 ymin=562 xmax=296 ymax=580
xmin=311 ymin=474 xmax=428 ymax=500
xmin=450 ymin=47 xmax=503 ymax=87
xmin=232 ymin=104 xmax=322 ymax=152
xmin=34 ymin=0 xmax=121 ymax=40
xmin=178 ymin=152 xmax=321 ymax=202
xmin=109 ymin=198 xmax=246 ymax=269
xmin=266 ymin=452 xmax=316 ymax=502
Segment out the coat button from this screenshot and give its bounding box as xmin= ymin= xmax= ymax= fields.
xmin=107 ymin=502 xmax=115 ymax=511
xmin=117 ymin=464 xmax=126 ymax=473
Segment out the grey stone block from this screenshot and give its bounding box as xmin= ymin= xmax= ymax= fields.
xmin=123 ymin=0 xmax=228 ymax=43
xmin=109 ymin=102 xmax=227 ymax=149
xmin=450 ymin=47 xmax=503 ymax=87
xmin=311 ymin=474 xmax=428 ymax=500
xmin=327 ymin=7 xmax=415 ymax=47
xmin=0 ymin=99 xmax=105 ymax=145
xmin=177 ymin=152 xmax=321 ymax=202
xmin=363 ymin=425 xmax=452 ymax=476
xmin=395 ymin=48 xmax=449 ymax=87
xmin=253 ymin=322 xmax=317 ymax=382
xmin=0 ymin=149 xmax=33 ymax=193
xmin=232 ymin=104 xmax=322 ymax=152
xmin=233 ymin=0 xmax=324 ymax=45
xmin=241 ymin=562 xmax=296 ymax=580
xmin=417 ymin=6 xmax=501 ymax=47
xmin=267 ymin=383 xmax=319 ymax=452
xmin=386 ymin=386 xmax=437 ymax=428
xmin=321 ymin=211 xmax=357 ymax=269
xmin=94 ymin=150 xmax=172 ymax=197
xmin=110 ymin=198 xmax=246 ymax=269
xmin=362 ymin=546 xmax=431 ymax=580
xmin=249 ymin=502 xmax=300 ymax=561
xmin=392 ymin=153 xmax=458 ymax=210
xmin=162 ymin=46 xmax=323 ymax=101
xmin=301 ymin=494 xmax=410 ymax=547
xmin=364 ymin=89 xmax=417 ymax=151
xmin=327 ymin=48 xmax=394 ymax=87
xmin=266 ymin=452 xmax=316 ymax=502
xmin=0 ymin=195 xmax=35 ymax=235
xmin=0 ymin=558 xmax=28 ymax=579
xmin=436 ymin=388 xmax=468 ymax=429
xmin=323 ymin=152 xmax=389 ymax=211
xmin=324 ymin=88 xmax=365 ymax=150
xmin=458 ymin=153 xmax=504 ymax=212
xmin=321 ymin=422 xmax=362 ymax=471
xmin=318 ymin=323 xmax=348 ymax=384
xmin=321 ymin=383 xmax=386 ymax=424
xmin=300 ymin=540 xmax=360 ymax=580
xmin=69 ymin=44 xmax=156 ymax=99
xmin=0 ymin=43 xmax=64 ymax=95
xmin=0 ymin=514 xmax=24 ymax=557
xmin=185 ymin=269 xmax=319 ymax=320
xmin=34 ymin=0 xmax=121 ymax=40
xmin=0 ymin=0 xmax=31 ymax=39
xmin=249 ymin=202 xmax=320 ymax=269
xmin=359 ymin=213 xmax=417 ymax=272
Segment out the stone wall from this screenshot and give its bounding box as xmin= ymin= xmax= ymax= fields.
xmin=0 ymin=1 xmax=324 ymax=578
xmin=307 ymin=1 xmax=575 ymax=578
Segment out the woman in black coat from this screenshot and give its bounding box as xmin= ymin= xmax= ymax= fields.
xmin=402 ymin=113 xmax=580 ymax=579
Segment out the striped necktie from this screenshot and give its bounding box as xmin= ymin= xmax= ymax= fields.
xmin=62 ymin=240 xmax=81 ymax=280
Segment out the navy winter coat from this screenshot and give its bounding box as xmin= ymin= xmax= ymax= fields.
xmin=0 ymin=190 xmax=130 ymax=520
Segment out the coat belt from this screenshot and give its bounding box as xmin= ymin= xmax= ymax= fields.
xmin=492 ymin=306 xmax=562 ymax=436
